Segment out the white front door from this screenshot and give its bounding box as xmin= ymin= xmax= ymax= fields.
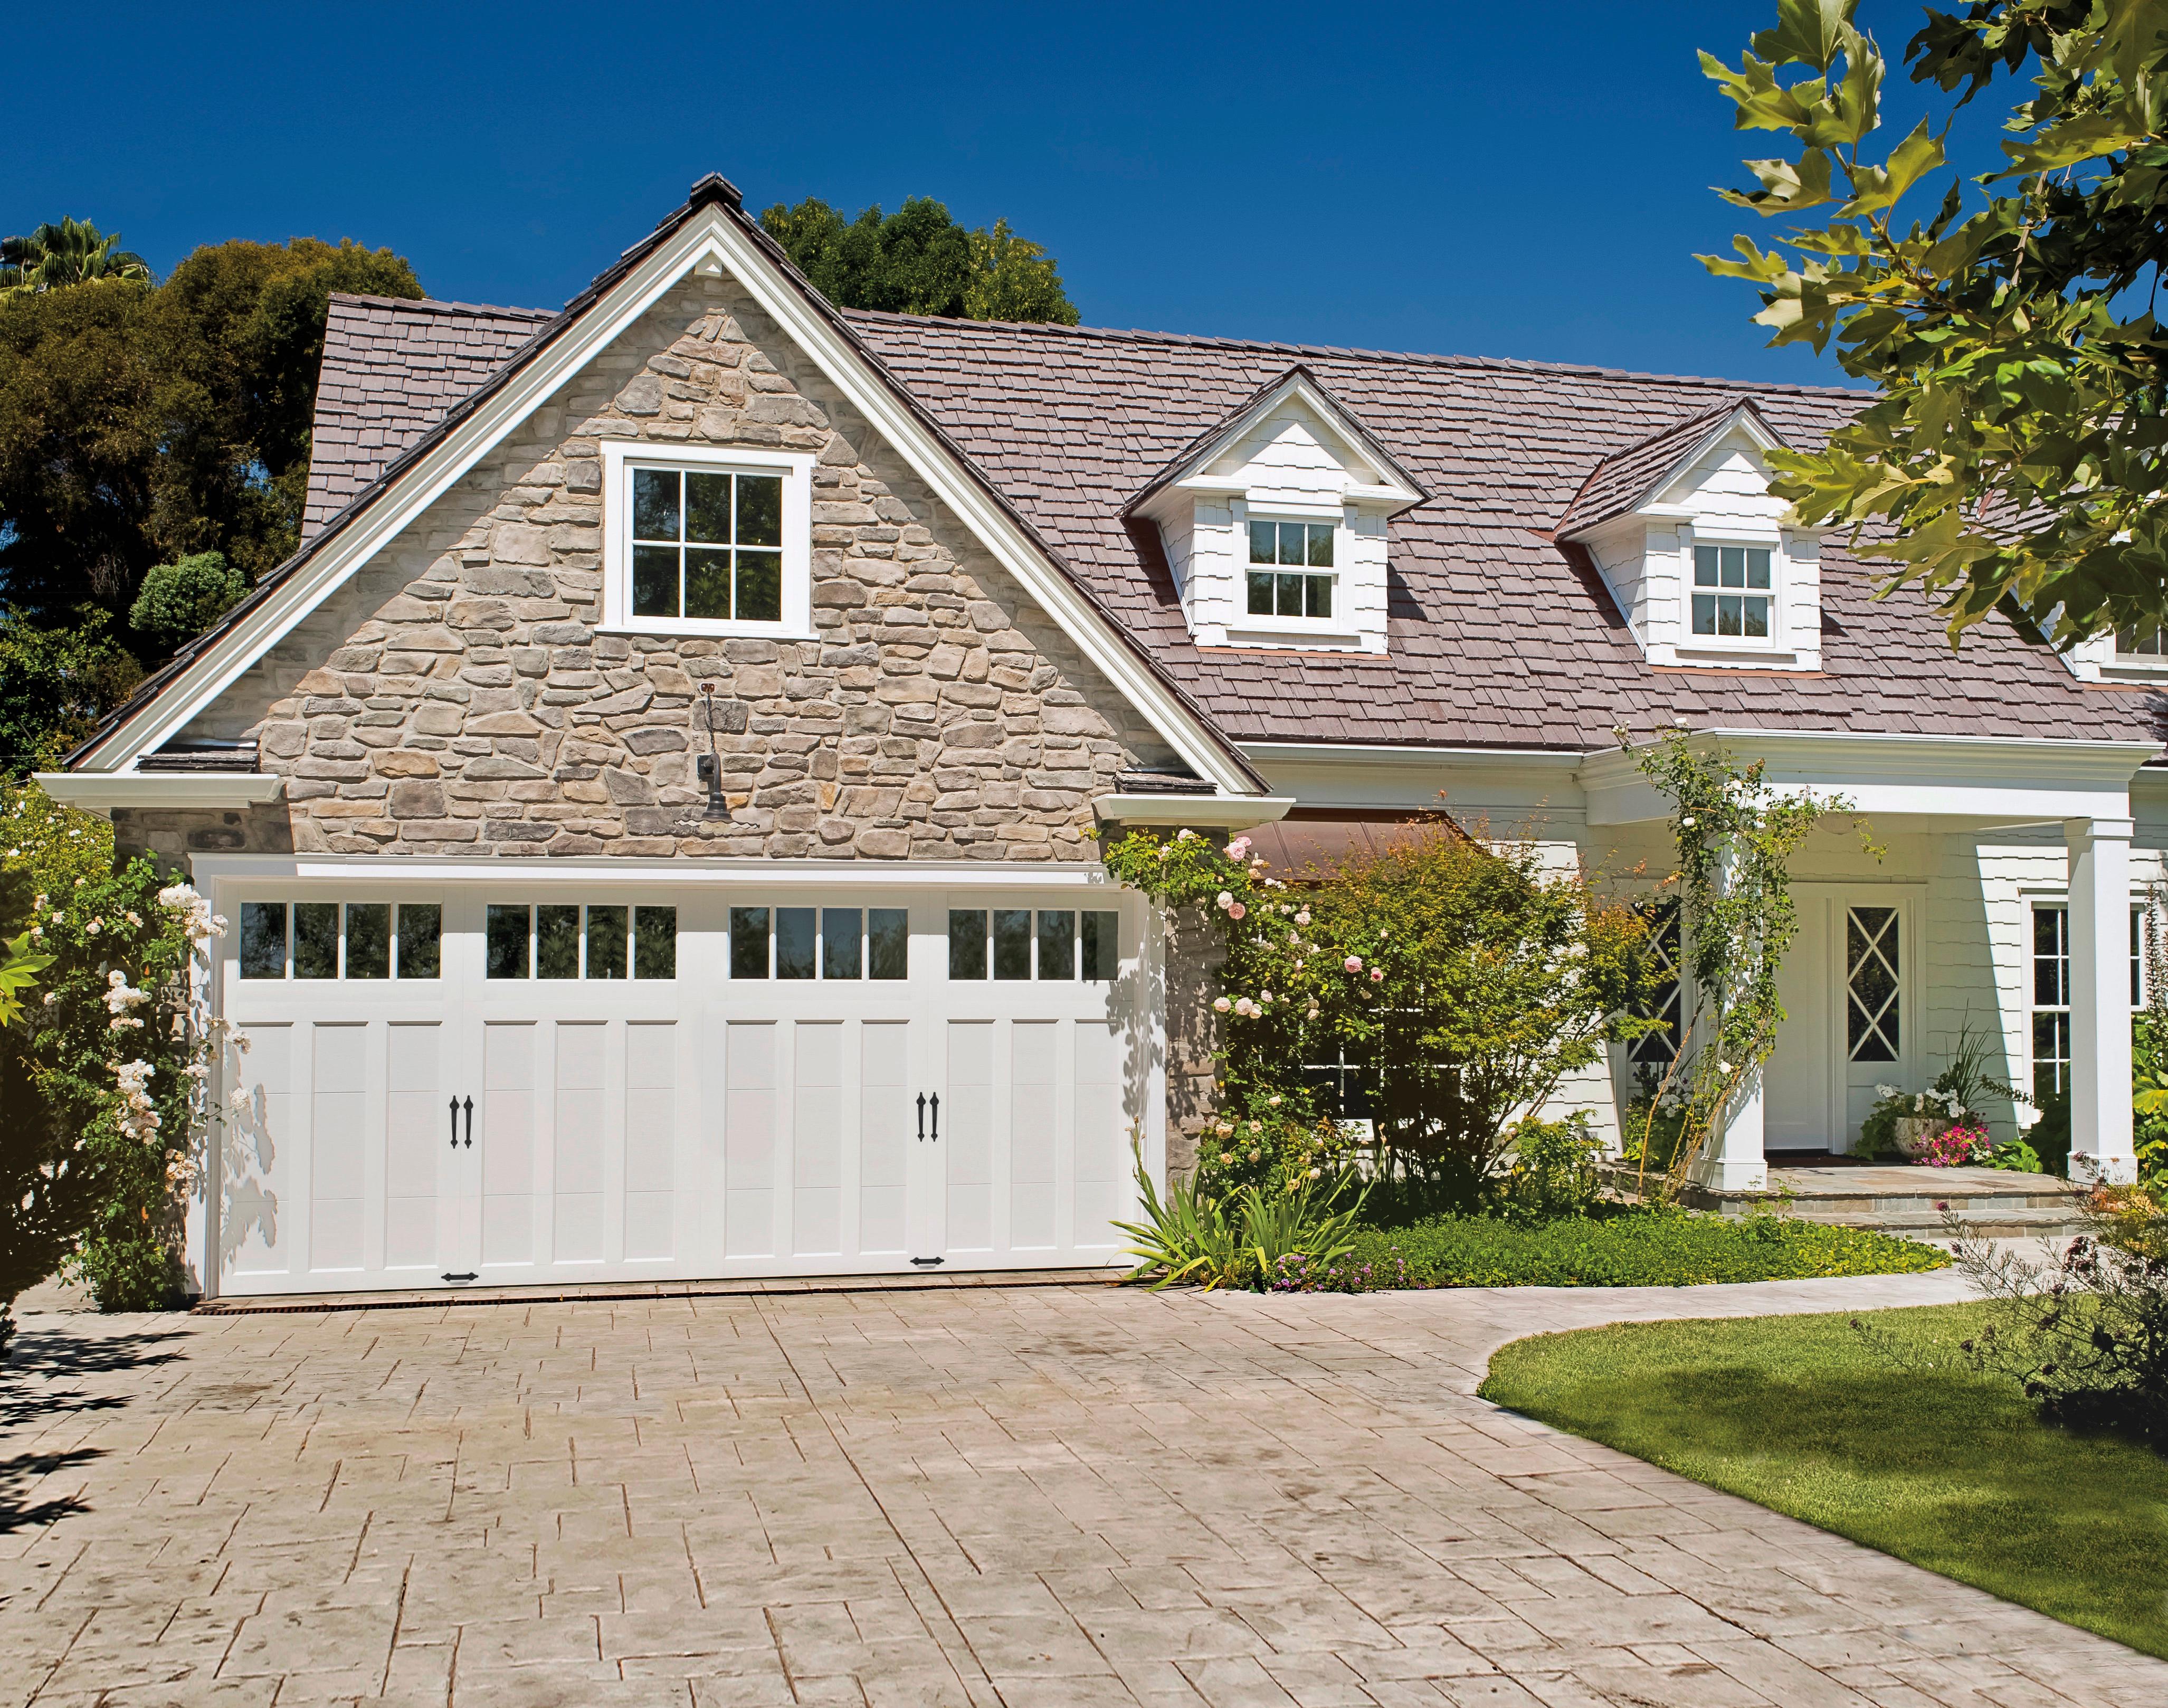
xmin=1763 ymin=888 xmax=1916 ymax=1153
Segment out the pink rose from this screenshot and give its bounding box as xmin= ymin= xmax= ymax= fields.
xmin=1369 ymin=967 xmax=1384 ymax=982
xmin=1344 ymin=956 xmax=1363 ymax=973
xmin=1228 ymin=903 xmax=1246 ymax=920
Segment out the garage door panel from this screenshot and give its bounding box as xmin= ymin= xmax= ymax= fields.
xmin=384 ymin=1023 xmax=441 ymax=1271
xmin=725 ymin=1021 xmax=776 ymax=1258
xmin=482 ymin=1022 xmax=536 ymax=1267
xmin=1009 ymin=1022 xmax=1057 ymax=1252
xmin=229 ymin=1022 xmax=293 ymax=1277
xmin=554 ymin=1022 xmax=606 ymax=1265
xmin=792 ymin=1021 xmax=843 ymax=1258
xmin=858 ymin=1021 xmax=909 ymax=1256
xmin=623 ymin=1021 xmax=676 ymax=1261
xmin=310 ymin=1024 xmax=367 ymax=1273
xmin=946 ymin=1020 xmax=995 ymax=1254
xmin=1073 ymin=1021 xmax=1124 ymax=1251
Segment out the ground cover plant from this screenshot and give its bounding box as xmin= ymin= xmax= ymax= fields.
xmin=1480 ymin=1302 xmax=2168 ymax=1659
xmin=1346 ymin=1206 xmax=1948 ymax=1289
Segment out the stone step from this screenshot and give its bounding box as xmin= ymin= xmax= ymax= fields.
xmin=1784 ymin=1204 xmax=2090 ymax=1242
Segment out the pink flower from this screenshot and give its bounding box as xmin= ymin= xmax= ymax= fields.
xmin=1344 ymin=956 xmax=1363 ymax=973
xmin=1228 ymin=903 xmax=1246 ymax=920
xmin=1215 ymin=891 xmax=1234 ymax=910
xmin=1369 ymin=967 xmax=1384 ymax=982
xmin=1295 ymin=910 xmax=1310 ymax=925
xmin=1213 ymin=997 xmax=1232 ymax=1013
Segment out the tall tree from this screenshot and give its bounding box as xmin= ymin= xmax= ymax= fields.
xmin=760 ymin=196 xmax=1079 ymax=324
xmin=0 ymin=234 xmax=422 ymax=628
xmin=0 ymin=217 xmax=150 ymax=294
xmin=1701 ymin=1 xmax=2168 ymax=647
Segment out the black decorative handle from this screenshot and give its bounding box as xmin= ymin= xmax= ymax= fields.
xmin=916 ymin=1093 xmax=927 ymax=1141
xmin=462 ymin=1095 xmax=474 ymax=1149
xmin=449 ymin=1096 xmax=460 ymax=1150
xmin=930 ymin=1092 xmax=940 ymax=1142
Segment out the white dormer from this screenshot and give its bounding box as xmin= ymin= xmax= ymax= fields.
xmin=1557 ymin=398 xmax=1825 ymax=672
xmin=2065 ymin=625 xmax=2168 ymax=683
xmin=1126 ymin=367 xmax=1425 ymax=653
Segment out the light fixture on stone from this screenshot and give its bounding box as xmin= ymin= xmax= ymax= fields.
xmin=697 ymin=683 xmax=731 ymax=820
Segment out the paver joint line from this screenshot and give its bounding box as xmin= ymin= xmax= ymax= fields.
xmin=1 ymin=1266 xmax=2154 ymax=1706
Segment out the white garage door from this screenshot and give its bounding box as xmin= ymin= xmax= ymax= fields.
xmin=213 ymin=887 xmax=1140 ymax=1297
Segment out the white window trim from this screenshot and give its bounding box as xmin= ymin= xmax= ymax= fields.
xmin=1681 ymin=529 xmax=1787 ymax=654
xmin=1232 ymin=507 xmax=1361 ymax=642
xmin=598 ymin=440 xmax=817 ymax=639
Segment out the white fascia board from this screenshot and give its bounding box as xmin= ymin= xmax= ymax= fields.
xmin=188 ymin=853 xmax=1125 ymax=887
xmin=1582 ymin=730 xmax=2160 ymax=825
xmin=35 ymin=772 xmax=286 ymax=811
xmin=1091 ymin=794 xmax=1296 ymax=828
xmin=73 ymin=210 xmax=1260 ymax=800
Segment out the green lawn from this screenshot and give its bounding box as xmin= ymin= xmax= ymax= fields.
xmin=1480 ymin=1304 xmax=2168 ymax=1658
xmin=1342 ymin=1208 xmax=1947 ymax=1288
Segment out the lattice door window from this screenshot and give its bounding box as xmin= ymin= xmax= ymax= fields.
xmin=1846 ymin=906 xmax=1900 ymax=1062
xmin=1629 ymin=900 xmax=1683 ymax=1064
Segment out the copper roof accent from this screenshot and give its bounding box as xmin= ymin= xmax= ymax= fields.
xmin=1552 ymin=397 xmax=1783 ymax=541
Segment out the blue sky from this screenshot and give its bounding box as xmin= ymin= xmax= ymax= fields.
xmin=15 ymin=3 xmax=1967 ymax=387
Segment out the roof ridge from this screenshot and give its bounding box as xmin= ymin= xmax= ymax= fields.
xmin=329 ymin=290 xmax=556 ymax=321
xmin=838 ymin=306 xmax=1871 ymax=401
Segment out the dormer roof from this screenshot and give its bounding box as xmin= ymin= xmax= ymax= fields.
xmin=1553 ymin=397 xmax=1789 ymax=541
xmin=1121 ymin=365 xmax=1427 ymax=520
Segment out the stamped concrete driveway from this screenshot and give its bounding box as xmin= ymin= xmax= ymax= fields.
xmin=3 ymin=1271 xmax=2162 ymax=1708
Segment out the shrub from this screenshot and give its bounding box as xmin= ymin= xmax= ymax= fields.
xmin=1100 ymin=821 xmax=1659 ymax=1192
xmin=1498 ymin=1111 xmax=1606 ymax=1220
xmin=127 ymin=550 xmax=245 ymax=651
xmin=1115 ymin=1154 xmax=1366 ymax=1291
xmin=1345 ymin=1207 xmax=1948 ymax=1288
xmin=1943 ymin=1189 xmax=2168 ymax=1445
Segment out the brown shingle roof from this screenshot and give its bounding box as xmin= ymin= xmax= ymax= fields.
xmin=839 ymin=310 xmax=2162 ymax=749
xmin=288 ymin=278 xmax=2168 ymax=757
xmin=302 ymin=293 xmax=554 ymax=538
xmin=1553 ymin=396 xmax=1778 ymax=539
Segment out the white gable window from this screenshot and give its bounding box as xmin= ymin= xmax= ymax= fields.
xmin=1691 ymin=543 xmax=1774 ymax=641
xmin=1247 ymin=519 xmax=1336 ymax=620
xmin=601 ymin=441 xmax=815 ymax=638
xmin=1125 ymin=367 xmax=1424 ymax=655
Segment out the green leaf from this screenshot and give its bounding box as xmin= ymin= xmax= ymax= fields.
xmin=1840 ymin=119 xmax=1948 ymax=215
xmin=1748 ymin=0 xmax=1859 ymax=73
xmin=1719 ymin=149 xmax=1836 ymax=213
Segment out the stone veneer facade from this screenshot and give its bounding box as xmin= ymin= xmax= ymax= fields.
xmin=115 ymin=274 xmax=1180 ymax=864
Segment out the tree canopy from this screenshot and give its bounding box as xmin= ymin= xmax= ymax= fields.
xmin=0 ymin=231 xmax=419 ymax=623
xmin=1701 ymin=0 xmax=2168 ymax=647
xmin=758 ymin=196 xmax=1079 ymax=325
xmin=0 ymin=218 xmax=150 ymax=294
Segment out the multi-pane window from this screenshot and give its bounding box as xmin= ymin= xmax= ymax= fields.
xmin=486 ymin=904 xmax=677 ymax=979
xmin=2116 ymin=625 xmax=2166 ymax=657
xmin=631 ymin=467 xmax=784 ymax=624
xmin=1246 ymin=519 xmax=1335 ymax=618
xmin=1846 ymin=906 xmax=1900 ymax=1062
xmin=947 ymin=909 xmax=1120 ymax=980
xmin=239 ymin=902 xmax=441 ymax=980
xmin=1691 ymin=544 xmax=1772 ymax=639
xmin=1302 ymin=1039 xmax=1380 ymax=1124
xmin=1629 ymin=901 xmax=1684 ymax=1064
xmin=2030 ymin=905 xmax=2147 ymax=1100
xmin=728 ymin=907 xmax=909 ymax=980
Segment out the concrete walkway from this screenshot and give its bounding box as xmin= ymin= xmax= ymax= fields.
xmin=2 ymin=1268 xmax=2160 ymax=1706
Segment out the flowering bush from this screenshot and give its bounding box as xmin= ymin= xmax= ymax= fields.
xmin=1918 ymin=1123 xmax=1992 ymax=1168
xmin=1102 ymin=819 xmax=1658 ymax=1191
xmin=2 ymin=779 xmax=235 ymax=1315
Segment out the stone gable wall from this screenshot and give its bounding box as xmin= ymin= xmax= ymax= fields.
xmin=116 ymin=274 xmax=1180 ymax=862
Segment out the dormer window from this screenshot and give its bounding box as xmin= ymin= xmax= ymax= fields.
xmin=1247 ymin=520 xmax=1335 ymax=619
xmin=1122 ymin=366 xmax=1425 ymax=657
xmin=1691 ymin=544 xmax=1773 ymax=641
xmin=2117 ymin=625 xmax=2165 ymax=658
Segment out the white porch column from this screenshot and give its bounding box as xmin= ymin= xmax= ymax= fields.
xmin=1703 ymin=1070 xmax=1770 ymax=1192
xmin=2066 ymin=815 xmax=2138 ymax=1185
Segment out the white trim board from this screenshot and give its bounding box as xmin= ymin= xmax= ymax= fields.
xmin=187 ymin=853 xmax=1128 ymax=888
xmin=70 ymin=206 xmax=1261 ymax=800
xmin=37 ymin=772 xmax=286 ymax=810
